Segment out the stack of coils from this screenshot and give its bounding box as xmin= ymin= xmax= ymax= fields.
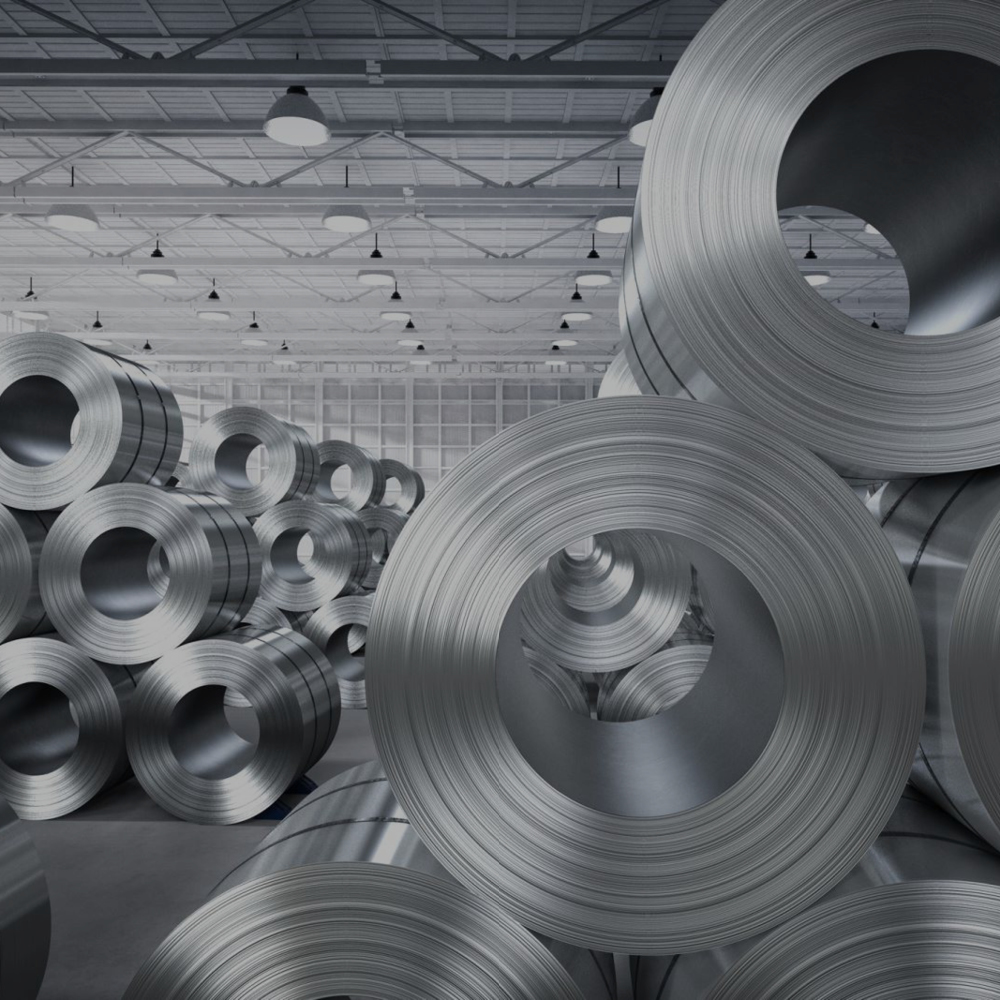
xmin=253 ymin=500 xmax=369 ymax=612
xmin=368 ymin=396 xmax=924 ymax=954
xmin=126 ymin=761 xmax=613 ymax=1000
xmin=379 ymin=458 xmax=425 ymax=514
xmin=0 ymin=794 xmax=49 ymax=999
xmin=314 ymin=439 xmax=386 ymax=511
xmin=0 ymin=332 xmax=182 ymax=510
xmin=597 ymin=352 xmax=641 ymax=399
xmin=40 ymin=484 xmax=261 ymax=665
xmin=524 ymin=646 xmax=590 ymax=718
xmin=598 ymin=644 xmax=712 ymax=723
xmin=357 ymin=506 xmax=408 ymax=590
xmin=187 ymin=406 xmax=319 ymax=517
xmin=126 ymin=627 xmax=340 ymax=824
xmin=0 ymin=506 xmax=53 ymax=642
xmin=635 ymin=789 xmax=1000 ymax=998
xmin=240 ymin=599 xmax=292 ymax=631
xmin=0 ymin=637 xmax=143 ymax=819
xmin=304 ymin=595 xmax=373 ymax=710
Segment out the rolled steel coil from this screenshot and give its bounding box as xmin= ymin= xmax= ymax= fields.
xmin=520 ymin=530 xmax=691 ymax=673
xmin=253 ymin=500 xmax=369 ymax=612
xmin=597 ymin=351 xmax=641 ymax=399
xmin=126 ymin=626 xmax=340 ymax=824
xmin=124 ymin=761 xmax=611 ymax=1000
xmin=240 ymin=598 xmax=291 ymax=631
xmin=380 ymin=458 xmax=425 ymax=514
xmin=869 ymin=471 xmax=1000 ymax=851
xmin=0 ymin=332 xmax=182 ymax=509
xmin=40 ymin=484 xmax=261 ymax=665
xmin=524 ymin=646 xmax=590 ymax=718
xmin=358 ymin=506 xmax=408 ymax=590
xmin=314 ymin=439 xmax=386 ymax=510
xmin=303 ymin=594 xmax=372 ymax=710
xmin=0 ymin=637 xmax=143 ymax=819
xmin=0 ymin=794 xmax=49 ymax=999
xmin=623 ymin=0 xmax=1000 ymax=480
xmin=598 ymin=645 xmax=712 ymax=723
xmin=187 ymin=407 xmax=319 ymax=517
xmin=367 ymin=396 xmax=925 ymax=953
xmin=0 ymin=506 xmax=53 ymax=643
xmin=637 ymin=789 xmax=1000 ymax=998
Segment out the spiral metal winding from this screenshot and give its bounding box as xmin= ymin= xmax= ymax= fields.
xmin=314 ymin=439 xmax=386 ymax=510
xmin=598 ymin=645 xmax=712 ymax=723
xmin=524 ymin=646 xmax=591 ymax=718
xmin=598 ymin=351 xmax=641 ymax=399
xmin=0 ymin=506 xmax=53 ymax=643
xmin=303 ymin=594 xmax=373 ymax=709
xmin=358 ymin=506 xmax=408 ymax=590
xmin=379 ymin=458 xmax=425 ymax=515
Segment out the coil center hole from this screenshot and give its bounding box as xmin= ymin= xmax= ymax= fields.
xmin=215 ymin=434 xmax=269 ymax=489
xmin=81 ymin=527 xmax=165 ymax=620
xmin=169 ymin=685 xmax=259 ymax=780
xmin=271 ymin=528 xmax=316 ymax=584
xmin=324 ymin=624 xmax=367 ymax=683
xmin=0 ymin=683 xmax=79 ymax=775
xmin=316 ymin=460 xmax=353 ymax=502
xmin=0 ymin=375 xmax=80 ymax=467
xmin=383 ymin=476 xmax=402 ymax=506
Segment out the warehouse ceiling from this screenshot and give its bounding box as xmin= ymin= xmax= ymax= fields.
xmin=0 ymin=0 xmax=908 ymax=376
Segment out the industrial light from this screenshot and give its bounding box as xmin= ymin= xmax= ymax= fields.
xmin=571 ymin=283 xmax=583 ymax=302
xmin=46 ymin=204 xmax=99 ymax=233
xmin=390 ymin=281 xmax=402 ymax=301
xmin=243 ymin=338 xmax=268 ymax=347
xmin=358 ymin=269 xmax=396 ymax=287
xmin=803 ymin=270 xmax=831 ymax=287
xmin=91 ymin=311 xmax=103 ymax=330
xmin=207 ymin=278 xmax=220 ymax=301
xmin=13 ymin=309 xmax=48 ymax=321
xmin=594 ymin=207 xmax=632 ymax=234
xmin=562 ymin=311 xmax=592 ymax=322
xmin=560 ymin=319 xmax=571 ymax=330
xmin=137 ymin=269 xmax=178 ymax=287
xmin=575 ymin=269 xmax=613 ymax=287
xmin=871 ymin=314 xmax=880 ymax=329
xmin=263 ymin=86 xmax=330 ymax=147
xmin=404 ymin=318 xmax=416 ymax=330
xmin=370 ymin=233 xmax=383 ymax=258
xmin=804 ymin=234 xmax=818 ymax=260
xmin=150 ymin=237 xmax=164 ymax=259
xmin=398 ymin=338 xmax=423 ymax=348
xmin=587 ymin=234 xmax=601 ymax=260
xmin=248 ymin=311 xmax=260 ymax=330
xmin=197 ymin=309 xmax=231 ymax=322
xmin=381 ymin=311 xmax=411 ymax=322
xmin=552 ymin=338 xmax=578 ymax=348
xmin=83 ymin=337 xmax=112 ymax=347
xmin=279 ymin=340 xmax=289 ymax=351
xmin=23 ymin=277 xmax=35 ymax=299
xmin=142 ymin=340 xmax=152 ymax=352
xmin=864 ymin=222 xmax=881 ymax=236
xmin=322 ymin=205 xmax=371 ymax=233
xmin=628 ymin=89 xmax=662 ymax=147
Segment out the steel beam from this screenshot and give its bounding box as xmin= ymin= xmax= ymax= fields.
xmin=3 ymin=0 xmax=144 ymax=59
xmin=356 ymin=0 xmax=501 ymax=61
xmin=170 ymin=0 xmax=321 ymax=60
xmin=6 ymin=131 xmax=130 ymax=186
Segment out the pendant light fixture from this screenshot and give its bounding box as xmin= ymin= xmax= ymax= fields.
xmin=871 ymin=314 xmax=880 ymax=329
xmin=575 ymin=269 xmax=613 ymax=287
xmin=803 ymin=270 xmax=831 ymax=287
xmin=587 ymin=234 xmax=601 ymax=260
xmin=594 ymin=207 xmax=632 ymax=234
xmin=562 ymin=311 xmax=592 ymax=323
xmin=137 ymin=269 xmax=178 ymax=287
xmin=249 ymin=311 xmax=260 ymax=330
xmin=23 ymin=277 xmax=35 ymax=300
xmin=322 ymin=205 xmax=371 ymax=233
xmin=370 ymin=232 xmax=383 ymax=259
xmin=804 ymin=234 xmax=818 ymax=260
xmin=628 ymin=87 xmax=662 ymax=147
xmin=405 ymin=318 xmax=416 ymax=331
xmin=91 ymin=311 xmax=103 ymax=330
xmin=560 ymin=319 xmax=570 ymax=330
xmin=46 ymin=167 xmax=99 ymax=232
xmin=571 ymin=283 xmax=583 ymax=302
xmin=150 ymin=236 xmax=164 ymax=259
xmin=357 ymin=269 xmax=396 ymax=287
xmin=142 ymin=339 xmax=152 ymax=352
xmin=263 ymin=86 xmax=330 ymax=147
xmin=390 ymin=280 xmax=402 ymax=302
xmin=207 ymin=278 xmax=220 ymax=301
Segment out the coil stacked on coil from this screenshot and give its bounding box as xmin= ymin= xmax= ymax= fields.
xmin=0 ymin=637 xmax=143 ymax=819
xmin=304 ymin=595 xmax=372 ymax=709
xmin=622 ymin=0 xmax=1000 ymax=481
xmin=524 ymin=647 xmax=591 ymax=718
xmin=240 ymin=599 xmax=292 ymax=631
xmin=0 ymin=506 xmax=53 ymax=643
xmin=187 ymin=407 xmax=318 ymax=517
xmin=598 ymin=645 xmax=712 ymax=723
xmin=314 ymin=439 xmax=386 ymax=511
xmin=358 ymin=506 xmax=408 ymax=590
xmin=637 ymin=789 xmax=1000 ymax=998
xmin=598 ymin=352 xmax=641 ymax=399
xmin=0 ymin=332 xmax=183 ymax=510
xmin=367 ymin=396 xmax=925 ymax=954
xmin=252 ymin=500 xmax=369 ymax=613
xmin=127 ymin=627 xmax=339 ymax=824
xmin=380 ymin=458 xmax=425 ymax=514
xmin=520 ymin=531 xmax=690 ymax=674
xmin=40 ymin=484 xmax=261 ymax=665
xmin=0 ymin=794 xmax=50 ymax=999
xmin=125 ymin=761 xmax=610 ymax=1000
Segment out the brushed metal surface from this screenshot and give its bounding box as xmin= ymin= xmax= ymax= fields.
xmin=304 ymin=595 xmax=373 ymax=710
xmin=0 ymin=507 xmax=53 ymax=643
xmin=357 ymin=506 xmax=408 ymax=590
xmin=379 ymin=458 xmax=425 ymax=515
xmin=315 ymin=439 xmax=387 ymax=511
xmin=598 ymin=352 xmax=641 ymax=399
xmin=599 ymin=645 xmax=712 ymax=723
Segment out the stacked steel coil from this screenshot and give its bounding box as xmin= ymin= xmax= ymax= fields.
xmin=0 ymin=506 xmax=53 ymax=643
xmin=126 ymin=627 xmax=340 ymax=824
xmin=598 ymin=351 xmax=641 ymax=399
xmin=524 ymin=646 xmax=591 ymax=718
xmin=314 ymin=439 xmax=386 ymax=510
xmin=187 ymin=406 xmax=319 ymax=516
xmin=379 ymin=458 xmax=425 ymax=514
xmin=125 ymin=761 xmax=612 ymax=1000
xmin=598 ymin=644 xmax=712 ymax=723
xmin=0 ymin=637 xmax=142 ymax=819
xmin=303 ymin=595 xmax=373 ymax=710
xmin=357 ymin=506 xmax=408 ymax=589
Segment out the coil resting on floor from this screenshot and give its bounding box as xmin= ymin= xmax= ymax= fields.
xmin=367 ymin=396 xmax=924 ymax=953
xmin=125 ymin=761 xmax=612 ymax=1000
xmin=0 ymin=506 xmax=53 ymax=643
xmin=303 ymin=595 xmax=373 ymax=710
xmin=358 ymin=506 xmax=408 ymax=590
xmin=126 ymin=626 xmax=339 ymax=824
xmin=380 ymin=458 xmax=425 ymax=514
xmin=314 ymin=439 xmax=386 ymax=511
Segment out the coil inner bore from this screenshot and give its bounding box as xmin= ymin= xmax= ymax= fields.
xmin=323 ymin=624 xmax=367 ymax=684
xmin=383 ymin=476 xmax=402 ymax=506
xmin=168 ymin=685 xmax=258 ymax=781
xmin=214 ymin=433 xmax=268 ymax=489
xmin=80 ymin=527 xmax=165 ymax=620
xmin=270 ymin=528 xmax=316 ymax=585
xmin=315 ymin=460 xmax=352 ymax=503
xmin=778 ymin=50 xmax=1000 ymax=337
xmin=0 ymin=682 xmax=80 ymax=775
xmin=501 ymin=536 xmax=783 ymax=818
xmin=0 ymin=375 xmax=80 ymax=467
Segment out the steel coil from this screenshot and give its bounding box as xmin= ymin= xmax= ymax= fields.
xmin=303 ymin=594 xmax=372 ymax=709
xmin=524 ymin=646 xmax=591 ymax=718
xmin=124 ymin=760 xmax=611 ymax=1000
xmin=598 ymin=351 xmax=641 ymax=399
xmin=0 ymin=332 xmax=182 ymax=509
xmin=40 ymin=484 xmax=261 ymax=665
xmin=367 ymin=396 xmax=924 ymax=953
xmin=380 ymin=458 xmax=425 ymax=514
xmin=0 ymin=637 xmax=143 ymax=819
xmin=358 ymin=506 xmax=408 ymax=590
xmin=253 ymin=500 xmax=369 ymax=612
xmin=598 ymin=645 xmax=712 ymax=723
xmin=521 ymin=530 xmax=691 ymax=673
xmin=187 ymin=407 xmax=319 ymax=517
xmin=638 ymin=789 xmax=1000 ymax=998
xmin=314 ymin=439 xmax=386 ymax=510
xmin=0 ymin=506 xmax=53 ymax=643
xmin=0 ymin=794 xmax=49 ymax=999
xmin=127 ymin=626 xmax=340 ymax=824
xmin=623 ymin=0 xmax=1000 ymax=480
xmin=239 ymin=598 xmax=291 ymax=631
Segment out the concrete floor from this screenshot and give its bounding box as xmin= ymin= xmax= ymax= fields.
xmin=28 ymin=709 xmax=378 ymax=1000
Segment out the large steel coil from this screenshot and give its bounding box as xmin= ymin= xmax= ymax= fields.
xmin=253 ymin=500 xmax=369 ymax=612
xmin=358 ymin=506 xmax=408 ymax=590
xmin=187 ymin=407 xmax=318 ymax=517
xmin=637 ymin=789 xmax=1000 ymax=998
xmin=125 ymin=761 xmax=611 ymax=1000
xmin=379 ymin=458 xmax=425 ymax=514
xmin=869 ymin=471 xmax=1000 ymax=851
xmin=623 ymin=0 xmax=1000 ymax=480
xmin=524 ymin=646 xmax=590 ymax=718
xmin=303 ymin=594 xmax=372 ymax=709
xmin=597 ymin=351 xmax=641 ymax=399
xmin=598 ymin=644 xmax=712 ymax=723
xmin=40 ymin=485 xmax=261 ymax=665
xmin=314 ymin=439 xmax=386 ymax=510
xmin=367 ymin=396 xmax=925 ymax=954
xmin=239 ymin=598 xmax=291 ymax=631
xmin=0 ymin=794 xmax=49 ymax=999
xmin=521 ymin=530 xmax=691 ymax=673
xmin=0 ymin=506 xmax=53 ymax=643
xmin=127 ymin=626 xmax=339 ymax=824
xmin=0 ymin=637 xmax=142 ymax=819
xmin=0 ymin=332 xmax=182 ymax=509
